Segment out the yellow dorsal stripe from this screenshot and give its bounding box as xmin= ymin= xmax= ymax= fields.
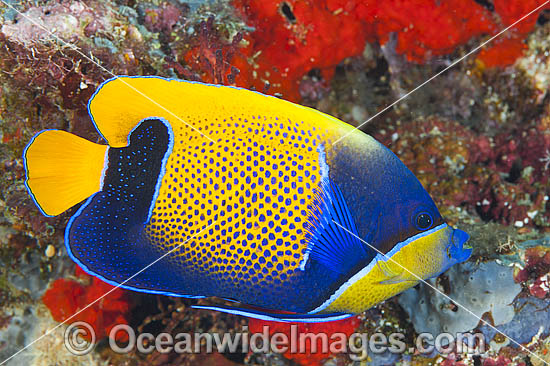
xmin=88 ymin=76 xmax=357 ymax=148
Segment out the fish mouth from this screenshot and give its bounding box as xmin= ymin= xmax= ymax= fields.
xmin=449 ymin=228 xmax=472 ymax=263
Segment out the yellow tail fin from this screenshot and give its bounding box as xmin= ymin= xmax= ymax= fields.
xmin=24 ymin=130 xmax=108 ymax=216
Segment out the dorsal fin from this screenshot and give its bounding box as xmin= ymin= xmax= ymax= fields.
xmin=89 ymin=76 xmax=209 ymax=147
xmin=88 ymin=76 xmax=357 ymax=148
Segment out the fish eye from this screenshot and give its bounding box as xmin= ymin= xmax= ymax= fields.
xmin=414 ymin=212 xmax=433 ymax=230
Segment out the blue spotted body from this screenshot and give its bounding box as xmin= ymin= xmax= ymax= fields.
xmin=23 ymin=76 xmax=472 ymax=321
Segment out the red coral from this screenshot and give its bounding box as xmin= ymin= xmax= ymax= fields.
xmin=181 ymin=16 xmax=243 ymax=85
xmin=229 ymin=0 xmax=548 ymax=100
xmin=515 ymin=247 xmax=550 ymax=298
xmin=233 ymin=0 xmax=372 ymax=100
xmin=441 ymin=352 xmax=468 ymax=366
xmin=493 ymin=0 xmax=542 ymax=34
xmin=42 ymin=265 xmax=130 ymax=342
xmin=528 ymin=274 xmax=550 ymax=298
xmin=372 ymin=0 xmax=494 ymax=62
xmin=475 ymin=37 xmax=527 ymax=68
xmin=476 ymin=0 xmax=548 ymax=68
xmin=482 ymin=356 xmax=514 ymax=366
xmin=471 ymin=0 xmax=549 ymax=67
xmin=248 ymin=316 xmax=361 ymax=366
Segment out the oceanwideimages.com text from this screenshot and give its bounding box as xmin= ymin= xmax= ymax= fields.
xmin=64 ymin=321 xmax=486 ymax=360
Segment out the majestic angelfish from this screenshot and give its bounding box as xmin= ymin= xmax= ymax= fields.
xmin=24 ymin=76 xmax=471 ymax=322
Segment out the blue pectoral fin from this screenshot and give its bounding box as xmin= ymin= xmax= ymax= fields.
xmin=302 ymin=179 xmax=374 ymax=274
xmin=192 ymin=305 xmax=353 ymax=323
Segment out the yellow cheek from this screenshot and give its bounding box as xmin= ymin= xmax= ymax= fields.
xmin=322 ymin=225 xmax=452 ymax=314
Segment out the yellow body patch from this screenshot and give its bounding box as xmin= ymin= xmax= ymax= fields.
xmin=323 ymin=225 xmax=452 ymax=313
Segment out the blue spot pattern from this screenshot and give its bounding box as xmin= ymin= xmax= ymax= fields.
xmin=66 ymin=119 xmax=193 ymax=296
xmin=65 ymin=118 xmax=357 ymax=311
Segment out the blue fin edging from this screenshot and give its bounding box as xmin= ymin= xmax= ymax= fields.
xmin=192 ymin=305 xmax=353 ymax=323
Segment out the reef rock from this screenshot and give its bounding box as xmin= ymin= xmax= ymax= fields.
xmin=398 ymin=260 xmax=521 ymax=336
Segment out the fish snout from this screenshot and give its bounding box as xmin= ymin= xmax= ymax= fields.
xmin=448 ymin=228 xmax=472 ymax=263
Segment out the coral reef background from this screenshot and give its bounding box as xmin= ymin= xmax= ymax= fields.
xmin=1 ymin=0 xmax=550 ymax=365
